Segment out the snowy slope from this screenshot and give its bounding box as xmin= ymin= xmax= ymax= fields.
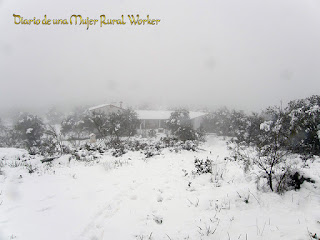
xmin=0 ymin=136 xmax=319 ymax=240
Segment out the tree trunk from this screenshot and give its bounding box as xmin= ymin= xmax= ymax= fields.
xmin=268 ymin=173 xmax=273 ymax=191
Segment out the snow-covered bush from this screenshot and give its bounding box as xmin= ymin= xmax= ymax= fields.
xmin=286 ymin=95 xmax=320 ymax=157
xmin=98 ymin=136 xmax=201 ymax=158
xmin=193 ymin=157 xmax=212 ymax=174
xmin=126 ymin=139 xmax=149 ymax=151
xmin=166 ymin=109 xmax=190 ymax=132
xmin=88 ymin=111 xmax=109 ymax=138
xmin=14 ymin=113 xmax=45 ymax=154
xmin=202 ymin=108 xmax=251 ymax=137
xmin=105 ymin=108 xmax=140 ymax=139
xmin=0 ymin=127 xmax=24 ymax=148
xmin=231 ymin=106 xmax=292 ymax=192
xmin=106 ymin=138 xmax=157 ymax=158
xmin=105 ymin=138 xmax=161 ymax=158
xmin=233 ymin=113 xmax=265 ymax=146
xmin=60 ymin=111 xmax=95 ymax=140
xmin=8 ymin=113 xmax=68 ymax=156
xmin=166 ymin=109 xmax=204 ymax=141
xmin=44 ymin=125 xmax=70 ymax=155
xmin=160 ymin=136 xmax=179 ymax=147
xmin=0 ymin=119 xmax=8 ymax=147
xmin=159 ymin=136 xmax=200 ymax=152
xmin=174 ymin=126 xmax=198 ymax=141
xmin=286 ymin=171 xmax=315 ymax=191
xmin=112 ymin=147 xmax=126 ymax=157
xmin=71 ymin=149 xmax=101 ymax=162
xmin=227 ymin=95 xmax=320 ymax=159
xmin=144 ymin=146 xmax=161 ymax=158
xmin=181 ymin=140 xmax=198 ymax=151
xmin=84 ymin=108 xmax=139 ymax=140
xmin=29 ymin=136 xmax=56 ymax=157
xmin=103 ymin=138 xmax=127 ymax=157
xmin=0 ymin=118 xmax=22 ymax=148
xmin=25 ymin=163 xmax=38 ymax=174
xmin=255 ymin=120 xmax=288 ymax=191
xmin=147 ymin=129 xmax=157 ymax=138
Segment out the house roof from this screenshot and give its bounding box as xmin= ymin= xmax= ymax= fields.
xmin=136 ymin=110 xmax=206 ymax=120
xmin=189 ymin=111 xmax=207 ymax=119
xmin=88 ymin=104 xmax=123 ymax=111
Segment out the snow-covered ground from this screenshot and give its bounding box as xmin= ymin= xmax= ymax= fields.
xmin=0 ymin=136 xmax=319 ymax=240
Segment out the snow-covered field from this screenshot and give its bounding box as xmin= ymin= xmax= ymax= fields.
xmin=0 ymin=136 xmax=319 ymax=240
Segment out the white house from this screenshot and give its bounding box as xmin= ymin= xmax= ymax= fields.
xmin=88 ymin=103 xmax=207 ymax=135
xmin=135 ymin=110 xmax=206 ymax=131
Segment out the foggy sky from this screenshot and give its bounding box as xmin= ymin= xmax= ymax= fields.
xmin=1 ymin=0 xmax=320 ymax=114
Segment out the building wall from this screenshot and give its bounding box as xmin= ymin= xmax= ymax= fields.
xmin=139 ymin=117 xmax=204 ymax=131
xmin=139 ymin=119 xmax=166 ymax=129
xmin=191 ymin=116 xmax=204 ymax=130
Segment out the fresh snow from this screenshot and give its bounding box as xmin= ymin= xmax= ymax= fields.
xmin=0 ymin=136 xmax=319 ymax=240
xmin=26 ymin=128 xmax=33 ymax=134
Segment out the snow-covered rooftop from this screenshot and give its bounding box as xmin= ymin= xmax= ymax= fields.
xmin=88 ymin=104 xmax=122 ymax=111
xmin=136 ymin=110 xmax=206 ymax=120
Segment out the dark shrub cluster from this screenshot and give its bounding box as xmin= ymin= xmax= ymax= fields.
xmin=60 ymin=111 xmax=95 ymax=140
xmin=105 ymin=109 xmax=140 ymax=139
xmin=0 ymin=113 xmax=69 ymax=156
xmin=286 ymin=95 xmax=320 ymax=156
xmin=144 ymin=146 xmax=161 ymax=158
xmin=287 ymin=171 xmax=315 ymax=190
xmin=14 ymin=113 xmax=45 ymax=154
xmin=160 ymin=136 xmax=199 ymax=152
xmin=193 ymin=157 xmax=212 ymax=175
xmin=166 ymin=109 xmax=205 ymax=142
xmin=126 ymin=139 xmax=149 ymax=151
xmin=101 ymin=137 xmax=200 ymax=158
xmin=0 ymin=119 xmax=22 ymax=148
xmin=60 ymin=108 xmax=140 ymax=141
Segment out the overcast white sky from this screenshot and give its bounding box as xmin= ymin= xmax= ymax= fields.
xmin=0 ymin=0 xmax=320 ymax=113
